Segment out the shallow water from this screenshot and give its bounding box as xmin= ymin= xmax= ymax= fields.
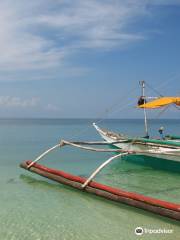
xmin=0 ymin=119 xmax=180 ymax=240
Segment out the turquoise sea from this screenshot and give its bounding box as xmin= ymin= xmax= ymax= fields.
xmin=0 ymin=118 xmax=180 ymax=240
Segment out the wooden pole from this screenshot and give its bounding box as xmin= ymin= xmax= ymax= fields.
xmin=20 ymin=161 xmax=180 ymax=221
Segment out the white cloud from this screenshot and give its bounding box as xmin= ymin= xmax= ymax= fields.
xmin=0 ymin=95 xmax=62 ymax=115
xmin=46 ymin=103 xmax=60 ymax=112
xmin=0 ymin=0 xmax=177 ymax=80
xmin=35 ymin=0 xmax=146 ymax=50
xmin=0 ymin=1 xmax=64 ymax=72
xmin=0 ymin=96 xmax=39 ymax=108
xmin=0 ymin=1 xmax=147 ymax=73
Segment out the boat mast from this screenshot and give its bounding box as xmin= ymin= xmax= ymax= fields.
xmin=140 ymin=80 xmax=149 ymax=138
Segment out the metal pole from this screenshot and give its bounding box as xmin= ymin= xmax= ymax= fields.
xmin=140 ymin=81 xmax=149 ymax=138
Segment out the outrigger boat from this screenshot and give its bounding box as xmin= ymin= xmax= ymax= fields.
xmin=93 ymin=123 xmax=180 ymax=163
xmin=93 ymin=81 xmax=180 ymax=163
xmin=20 ymin=81 xmax=180 ymax=221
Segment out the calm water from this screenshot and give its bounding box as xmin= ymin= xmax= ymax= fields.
xmin=0 ymin=119 xmax=180 ymax=240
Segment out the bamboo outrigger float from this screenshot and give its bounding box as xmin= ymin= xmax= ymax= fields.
xmin=20 ymin=139 xmax=180 ymax=221
xmin=20 ymin=81 xmax=180 ymax=221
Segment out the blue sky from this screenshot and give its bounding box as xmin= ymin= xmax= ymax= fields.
xmin=0 ymin=0 xmax=180 ymax=118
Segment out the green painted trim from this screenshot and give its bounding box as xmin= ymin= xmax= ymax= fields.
xmin=122 ymin=154 xmax=180 ymax=173
xmin=165 ymin=135 xmax=180 ymax=140
xmin=128 ymin=137 xmax=180 ymax=147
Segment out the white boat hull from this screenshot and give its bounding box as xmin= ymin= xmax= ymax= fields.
xmin=93 ymin=123 xmax=180 ymax=163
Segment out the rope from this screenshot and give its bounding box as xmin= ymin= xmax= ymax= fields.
xmin=155 ymin=105 xmax=170 ymax=119
xmin=146 ymin=72 xmax=180 ymax=98
xmin=146 ymin=82 xmax=163 ymax=97
xmin=158 ymin=72 xmax=180 ymax=93
xmin=68 ymin=84 xmax=139 ymax=140
xmin=47 ymin=76 xmax=179 ymax=142
xmin=94 ymin=85 xmax=138 ymax=122
xmin=70 ymin=74 xmax=180 ymax=140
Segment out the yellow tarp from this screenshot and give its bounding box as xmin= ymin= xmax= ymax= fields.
xmin=138 ymin=97 xmax=180 ymax=109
